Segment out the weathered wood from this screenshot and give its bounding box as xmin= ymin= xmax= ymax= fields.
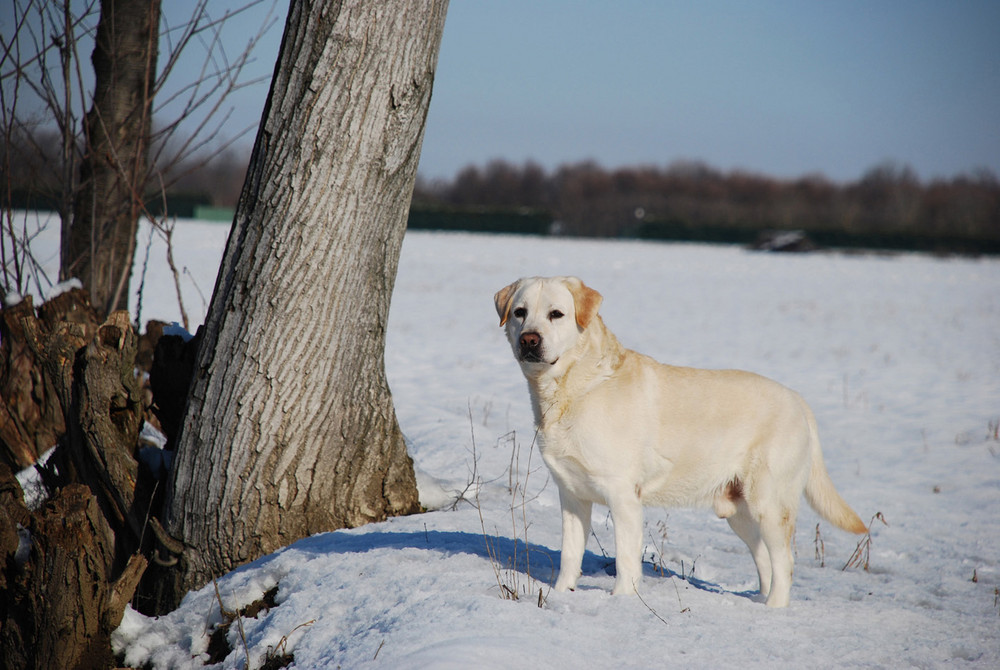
xmin=0 ymin=293 xmax=151 ymax=667
xmin=0 ymin=480 xmax=147 ymax=670
xmin=1 ymin=297 xmax=51 ymax=467
xmin=37 ymin=287 xmax=103 ymax=334
xmin=0 ymin=463 xmax=34 ymax=669
xmin=1 ymin=289 xmax=103 ymax=471
xmin=165 ymin=0 xmax=449 ymax=598
xmin=78 ymin=311 xmax=143 ymax=522
xmin=0 ymin=463 xmax=30 ymax=578
xmin=0 ymin=294 xmax=89 ymax=469
xmin=18 ymin=303 xmax=144 ymax=547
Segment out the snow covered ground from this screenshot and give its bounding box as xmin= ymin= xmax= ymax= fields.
xmin=8 ymin=213 xmax=1000 ymax=668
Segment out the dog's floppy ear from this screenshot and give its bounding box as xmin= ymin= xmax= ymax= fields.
xmin=494 ymin=280 xmax=520 ymax=326
xmin=566 ymin=277 xmax=603 ymax=329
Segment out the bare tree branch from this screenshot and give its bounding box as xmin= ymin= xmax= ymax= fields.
xmin=149 ymin=0 xmax=278 ymax=183
xmin=2 ymin=0 xmax=279 ymax=311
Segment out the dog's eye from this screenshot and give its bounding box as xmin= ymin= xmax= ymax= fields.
xmin=513 ymin=307 xmax=527 ymax=320
xmin=549 ymin=310 xmax=564 ymax=320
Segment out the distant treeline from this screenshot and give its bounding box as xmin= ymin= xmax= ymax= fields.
xmin=7 ymin=130 xmax=999 ymax=254
xmin=2 ymin=127 xmax=250 ymax=214
xmin=412 ymin=160 xmax=1000 ymax=254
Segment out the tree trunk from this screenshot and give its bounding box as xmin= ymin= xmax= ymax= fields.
xmin=165 ymin=0 xmax=449 ymax=598
xmin=63 ymin=0 xmax=161 ymax=314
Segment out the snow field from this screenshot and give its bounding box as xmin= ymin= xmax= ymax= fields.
xmin=7 ymin=213 xmax=999 ymax=667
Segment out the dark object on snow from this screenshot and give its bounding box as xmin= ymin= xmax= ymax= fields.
xmin=752 ymin=230 xmax=818 ymax=252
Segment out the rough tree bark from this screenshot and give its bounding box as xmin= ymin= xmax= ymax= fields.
xmin=0 ymin=293 xmax=148 ymax=669
xmin=0 ymin=479 xmax=145 ymax=670
xmin=164 ymin=0 xmax=449 ymax=598
xmin=62 ymin=0 xmax=162 ymax=314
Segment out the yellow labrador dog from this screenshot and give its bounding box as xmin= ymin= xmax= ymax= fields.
xmin=495 ymin=276 xmax=866 ymax=607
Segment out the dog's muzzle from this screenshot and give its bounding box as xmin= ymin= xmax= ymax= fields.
xmin=518 ymin=331 xmax=545 ymax=363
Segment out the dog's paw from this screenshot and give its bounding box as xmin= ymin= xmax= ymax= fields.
xmin=611 ymin=580 xmax=639 ymax=596
xmin=553 ymin=578 xmax=576 ymax=592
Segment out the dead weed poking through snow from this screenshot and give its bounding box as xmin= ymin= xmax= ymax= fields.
xmin=842 ymin=512 xmax=888 ymax=572
xmin=464 ymin=405 xmax=552 ymax=606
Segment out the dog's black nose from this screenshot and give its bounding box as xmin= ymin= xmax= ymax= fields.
xmin=519 ymin=332 xmax=541 ymax=351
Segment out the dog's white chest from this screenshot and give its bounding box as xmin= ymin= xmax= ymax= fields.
xmin=537 ymin=422 xmax=613 ymax=505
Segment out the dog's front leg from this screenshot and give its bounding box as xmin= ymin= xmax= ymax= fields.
xmin=608 ymin=490 xmax=644 ymax=595
xmin=554 ymin=488 xmax=592 ymax=591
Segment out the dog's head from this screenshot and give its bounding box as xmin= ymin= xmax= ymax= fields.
xmin=494 ymin=276 xmax=602 ymax=371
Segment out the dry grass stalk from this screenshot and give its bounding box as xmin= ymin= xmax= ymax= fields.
xmin=814 ymin=523 xmax=826 ymax=567
xmin=842 ymin=512 xmax=888 ymax=572
xmin=471 ymin=414 xmax=551 ymax=606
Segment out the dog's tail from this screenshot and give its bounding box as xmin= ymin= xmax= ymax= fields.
xmin=803 ymin=413 xmax=868 ymax=535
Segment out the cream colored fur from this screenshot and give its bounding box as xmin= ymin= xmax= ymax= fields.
xmin=495 ymin=276 xmax=866 ymax=607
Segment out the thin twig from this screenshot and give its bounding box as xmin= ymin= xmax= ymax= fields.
xmin=842 ymin=512 xmax=888 ymax=572
xmin=635 ymin=587 xmax=671 ymax=626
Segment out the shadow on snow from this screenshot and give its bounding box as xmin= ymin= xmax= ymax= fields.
xmin=227 ymin=516 xmax=758 ymax=603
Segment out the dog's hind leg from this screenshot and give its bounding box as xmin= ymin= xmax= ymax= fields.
xmin=758 ymin=506 xmax=797 ymax=608
xmin=726 ymin=499 xmax=772 ymax=599
xmin=554 ymin=489 xmax=593 ymax=592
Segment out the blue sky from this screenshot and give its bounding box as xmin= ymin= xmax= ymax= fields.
xmin=6 ymin=1 xmax=999 ymax=184
xmin=419 ymin=1 xmax=1000 ymax=183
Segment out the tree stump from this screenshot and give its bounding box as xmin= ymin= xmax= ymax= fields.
xmin=0 ymin=290 xmax=151 ymax=668
xmin=0 ymin=289 xmax=102 ymax=470
xmin=0 ymin=473 xmax=145 ymax=669
xmin=1 ymin=296 xmax=66 ymax=468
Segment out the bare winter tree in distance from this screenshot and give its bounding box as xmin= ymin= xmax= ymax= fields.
xmin=1 ymin=0 xmax=278 ymax=316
